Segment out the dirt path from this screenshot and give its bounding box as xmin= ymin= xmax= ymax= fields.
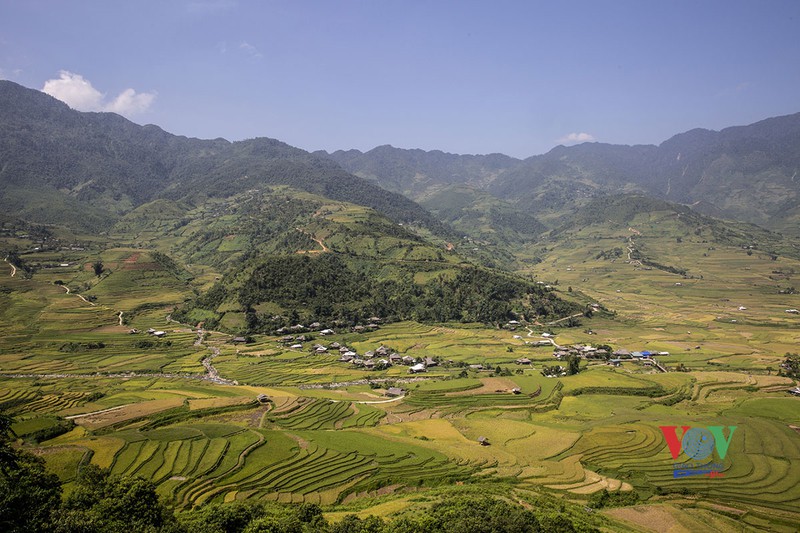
xmin=118 ymin=311 xmax=124 ymax=326
xmin=5 ymin=258 xmax=16 ymax=277
xmin=295 ymin=227 xmax=329 ymax=253
xmin=196 ymin=329 xmax=238 ymax=385
xmin=65 ymin=404 xmax=131 ymax=420
xmin=545 ymin=313 xmax=585 ymax=326
xmin=627 ymin=228 xmax=642 ymax=267
xmin=59 ymin=283 xmax=97 ymax=306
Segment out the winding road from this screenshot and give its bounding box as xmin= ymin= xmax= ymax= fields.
xmin=5 ymin=257 xmax=16 ymax=277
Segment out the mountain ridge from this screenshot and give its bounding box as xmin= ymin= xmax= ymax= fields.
xmin=322 ymin=112 xmax=800 ymax=232
xmin=0 ymin=80 xmax=452 ymax=238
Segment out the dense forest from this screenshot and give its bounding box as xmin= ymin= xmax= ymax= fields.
xmin=176 ymin=254 xmax=579 ymax=332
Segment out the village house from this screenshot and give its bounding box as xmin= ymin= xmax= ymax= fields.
xmin=408 ymin=363 xmax=427 ymax=373
xmin=385 ymin=387 xmax=404 ymax=397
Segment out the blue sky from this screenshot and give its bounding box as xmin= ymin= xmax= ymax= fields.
xmin=1 ymin=0 xmax=799 ymax=158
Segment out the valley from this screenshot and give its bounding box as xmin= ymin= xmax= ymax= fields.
xmin=1 ymin=80 xmax=799 ymax=532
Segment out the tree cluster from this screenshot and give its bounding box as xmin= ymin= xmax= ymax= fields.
xmin=179 ymin=254 xmax=580 ymax=333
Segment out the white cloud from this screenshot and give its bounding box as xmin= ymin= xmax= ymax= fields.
xmin=557 ymin=132 xmax=596 ymax=144
xmin=105 ymin=88 xmax=156 ymax=115
xmin=41 ymin=71 xmax=156 ymax=117
xmin=239 ymin=41 xmax=263 ymax=60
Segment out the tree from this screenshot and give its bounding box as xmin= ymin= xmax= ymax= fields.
xmin=567 ymin=354 xmax=581 ymax=375
xmin=92 ymin=260 xmax=104 ymax=276
xmin=0 ymin=415 xmax=62 ymax=533
xmin=55 ymin=464 xmax=180 ymax=532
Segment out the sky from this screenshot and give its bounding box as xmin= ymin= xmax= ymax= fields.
xmin=1 ymin=0 xmax=799 ymax=158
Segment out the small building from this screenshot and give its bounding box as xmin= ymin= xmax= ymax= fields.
xmin=290 ymin=343 xmax=303 ymax=349
xmin=515 ymin=358 xmax=532 ymax=365
xmin=511 ymin=388 xmax=521 ymax=395
xmin=469 ymin=364 xmax=484 ymax=370
xmin=329 ymin=342 xmax=341 ymax=349
xmin=401 ymin=355 xmax=415 ymax=365
xmin=153 ymin=331 xmax=166 ymax=337
xmin=389 ymin=353 xmax=402 ymax=363
xmin=408 ymin=363 xmax=427 ymax=373
xmin=232 ymin=337 xmax=247 ymax=344
xmin=257 ymin=394 xmax=270 ymax=403
xmin=320 ymin=328 xmax=335 ymax=335
xmin=478 ymin=436 xmax=490 ymax=446
xmin=424 ymin=357 xmax=438 ymax=367
xmin=385 ymin=387 xmax=404 ymax=397
xmin=788 ymin=387 xmax=800 ymax=396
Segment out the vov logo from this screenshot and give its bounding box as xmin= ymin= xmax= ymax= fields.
xmin=659 ymin=425 xmax=737 ymax=478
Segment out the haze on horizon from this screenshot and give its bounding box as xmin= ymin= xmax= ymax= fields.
xmin=1 ymin=0 xmax=799 ymax=158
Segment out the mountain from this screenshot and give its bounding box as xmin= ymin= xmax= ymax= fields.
xmin=323 ymin=145 xmax=521 ymax=199
xmin=0 ymin=80 xmax=583 ymax=331
xmin=320 ymin=113 xmax=800 ymax=233
xmin=0 ymin=80 xmax=449 ymax=237
xmin=490 ymin=114 xmax=800 ymax=231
